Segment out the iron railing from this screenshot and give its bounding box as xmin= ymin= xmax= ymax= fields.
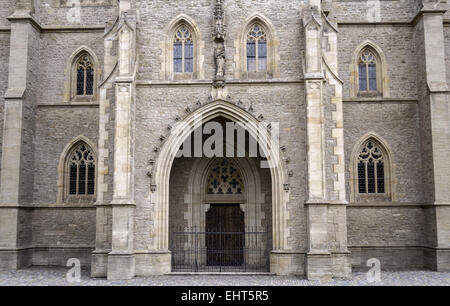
xmin=171 ymin=225 xmax=269 ymax=272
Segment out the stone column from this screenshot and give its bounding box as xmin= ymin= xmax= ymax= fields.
xmin=303 ymin=2 xmax=333 ymax=281
xmin=107 ymin=2 xmax=138 ymax=280
xmin=415 ymin=2 xmax=450 ymax=272
xmin=0 ymin=6 xmax=37 ymax=269
xmin=322 ymin=13 xmax=352 ymax=278
xmin=91 ymin=16 xmax=119 ymax=278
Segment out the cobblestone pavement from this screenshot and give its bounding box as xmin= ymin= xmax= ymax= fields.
xmin=0 ymin=267 xmax=449 ymax=286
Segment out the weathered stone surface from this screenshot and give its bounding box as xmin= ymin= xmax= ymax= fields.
xmin=0 ymin=0 xmax=448 ymax=281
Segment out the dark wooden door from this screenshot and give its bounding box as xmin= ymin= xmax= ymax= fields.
xmin=206 ymin=204 xmax=245 ymax=266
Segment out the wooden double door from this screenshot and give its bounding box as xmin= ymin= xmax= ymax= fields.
xmin=205 ymin=204 xmax=245 ymax=266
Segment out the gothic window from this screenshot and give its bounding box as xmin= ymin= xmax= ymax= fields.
xmin=247 ymin=23 xmax=267 ymax=72
xmin=357 ymin=140 xmax=386 ymax=194
xmin=65 ymin=142 xmax=96 ymax=201
xmin=351 ymin=41 xmax=389 ymax=98
xmin=174 ymin=24 xmax=194 ymax=73
xmin=358 ymin=49 xmax=377 ymax=93
xmin=207 ymin=160 xmax=244 ymax=195
xmin=75 ymin=53 xmax=95 ymax=96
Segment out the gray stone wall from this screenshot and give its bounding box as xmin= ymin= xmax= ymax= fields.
xmin=348 ymin=206 xmax=426 ymax=270
xmin=135 ymin=0 xmax=305 ymax=81
xmin=328 ymin=0 xmax=418 ymax=22
xmin=347 ymin=207 xmax=425 ymax=247
xmin=0 ymin=32 xmax=10 ymax=181
xmin=338 ymin=25 xmax=417 ymax=100
xmin=260 ymin=165 xmax=272 ymax=246
xmin=37 ymin=32 xmax=104 ymax=105
xmin=446 ymin=26 xmax=450 ymax=85
xmin=343 ymin=102 xmax=423 ymax=203
xmin=32 ymin=208 xmax=96 ymax=247
xmin=34 ymin=1 xmax=117 ymax=26
xmin=20 ymin=24 xmax=40 ymax=205
xmin=134 ymin=82 xmax=307 ymax=251
xmin=414 ymin=18 xmax=434 ymax=204
xmin=0 ymin=0 xmax=448 ymax=273
xmin=0 ymin=0 xmax=13 ymax=27
xmin=31 ymin=207 xmax=95 ymax=266
xmin=33 ymin=107 xmax=99 ymax=203
xmin=169 ymin=158 xmax=192 ymax=231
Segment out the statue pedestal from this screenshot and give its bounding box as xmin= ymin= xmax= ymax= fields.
xmin=211 ymin=79 xmax=227 ymax=100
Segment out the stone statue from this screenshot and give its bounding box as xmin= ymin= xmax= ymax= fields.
xmin=212 ymin=0 xmax=226 ymax=40
xmin=214 ymin=18 xmax=225 ymax=39
xmin=214 ymin=46 xmax=226 ymax=79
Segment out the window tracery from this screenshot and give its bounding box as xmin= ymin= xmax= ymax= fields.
xmin=357 ymin=140 xmax=385 ymax=194
xmin=174 ymin=24 xmax=194 ymax=73
xmin=207 ymin=160 xmax=244 ymax=195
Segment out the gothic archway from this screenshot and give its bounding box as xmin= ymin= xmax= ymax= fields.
xmin=151 ymin=100 xmax=288 ymax=273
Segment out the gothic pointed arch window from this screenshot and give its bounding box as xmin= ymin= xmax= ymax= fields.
xmin=206 ymin=159 xmax=244 ymax=195
xmin=75 ymin=53 xmax=94 ymax=96
xmin=64 ymin=141 xmax=96 ymax=202
xmin=351 ymin=137 xmax=395 ymax=203
xmin=247 ymin=23 xmax=267 ymax=73
xmin=68 ymin=48 xmax=98 ymax=102
xmin=352 ymin=42 xmax=389 ymax=98
xmin=358 ymin=49 xmax=377 ymax=93
xmin=76 ymin=53 xmax=94 ymax=96
xmin=237 ymin=14 xmax=279 ymax=79
xmin=173 ymin=24 xmax=194 ymax=73
xmin=357 ymin=140 xmax=385 ymax=194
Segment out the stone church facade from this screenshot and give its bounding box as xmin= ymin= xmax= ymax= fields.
xmin=0 ymin=0 xmax=449 ymax=280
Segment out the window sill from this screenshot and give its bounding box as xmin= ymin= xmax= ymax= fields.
xmin=343 ymin=98 xmax=418 ymax=103
xmin=242 ymin=71 xmax=272 ymax=80
xmin=355 ymin=194 xmax=391 ymax=203
xmin=71 ymin=96 xmax=97 ymax=102
xmin=37 ymin=102 xmax=100 ymax=107
xmin=173 ymin=72 xmax=195 ymax=81
xmin=347 ymin=202 xmax=426 ymax=208
xmin=357 ymin=91 xmax=380 ymax=97
xmin=64 ymin=195 xmax=97 ymax=204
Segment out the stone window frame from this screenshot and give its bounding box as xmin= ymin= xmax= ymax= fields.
xmin=57 ymin=136 xmax=97 ymax=204
xmin=64 ymin=46 xmax=101 ymax=103
xmin=160 ymin=14 xmax=205 ymax=81
xmin=349 ymin=132 xmax=397 ymax=203
xmin=234 ymin=13 xmax=280 ymax=80
xmin=350 ymin=40 xmax=389 ymax=98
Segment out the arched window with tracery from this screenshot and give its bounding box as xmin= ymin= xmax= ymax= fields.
xmin=75 ymin=53 xmax=95 ymax=97
xmin=173 ymin=24 xmax=194 ymax=73
xmin=357 ymin=140 xmax=386 ymax=194
xmin=351 ymin=41 xmax=389 ymax=98
xmin=206 ymin=160 xmax=244 ymax=195
xmin=358 ymin=49 xmax=377 ymax=93
xmin=65 ymin=142 xmax=96 ymax=201
xmin=246 ymin=23 xmax=267 ymax=73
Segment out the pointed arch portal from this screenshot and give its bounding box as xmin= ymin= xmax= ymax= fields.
xmin=151 ymin=100 xmax=290 ymax=273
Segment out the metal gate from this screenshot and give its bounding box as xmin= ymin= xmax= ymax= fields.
xmin=171 ymin=225 xmax=269 ymax=272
